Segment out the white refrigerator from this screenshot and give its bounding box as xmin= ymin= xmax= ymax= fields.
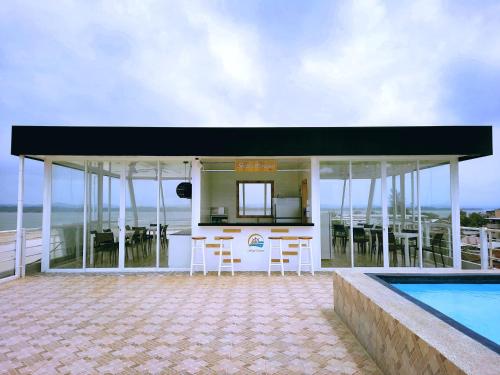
xmin=273 ymin=197 xmax=302 ymax=223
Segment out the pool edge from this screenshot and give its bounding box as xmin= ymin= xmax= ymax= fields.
xmin=367 ymin=273 xmax=500 ymax=355
xmin=333 ymin=270 xmax=500 ymax=375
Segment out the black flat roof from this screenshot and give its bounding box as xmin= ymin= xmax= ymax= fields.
xmin=11 ymin=125 xmax=493 ymax=160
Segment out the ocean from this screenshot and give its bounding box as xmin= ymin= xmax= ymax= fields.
xmin=0 ymin=209 xmax=192 ymax=231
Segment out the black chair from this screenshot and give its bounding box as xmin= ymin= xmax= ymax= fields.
xmin=94 ymin=232 xmax=118 ymax=266
xmin=332 ymin=224 xmax=347 ymax=253
xmin=424 ymin=232 xmax=445 ymax=267
xmin=388 ymin=231 xmax=400 ymax=266
xmin=103 ymin=228 xmax=112 ymax=233
xmin=353 ymin=227 xmax=369 ymax=254
xmin=372 ymin=230 xmax=383 ymax=265
xmin=160 ymin=224 xmax=169 ymax=251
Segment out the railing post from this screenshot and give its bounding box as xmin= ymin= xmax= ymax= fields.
xmin=479 ymin=227 xmax=489 ymax=270
xmin=21 ymin=228 xmax=26 ymax=277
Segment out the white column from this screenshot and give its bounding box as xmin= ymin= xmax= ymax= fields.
xmin=191 ymin=159 xmax=201 ymax=235
xmin=310 ymin=157 xmax=321 ymax=270
xmin=417 ymin=161 xmax=423 ymax=268
xmin=41 ymin=160 xmax=52 ymax=272
xmin=381 ymin=161 xmax=389 ymax=268
xmin=82 ymin=161 xmax=88 ymax=269
xmin=479 ymin=227 xmax=489 ymax=270
xmin=15 ymin=156 xmax=25 ymax=277
xmin=450 ymin=158 xmax=461 ymax=269
xmin=118 ymin=163 xmax=126 ymax=269
xmin=349 ymin=161 xmax=354 ymax=268
xmin=156 ymin=160 xmax=160 ymax=268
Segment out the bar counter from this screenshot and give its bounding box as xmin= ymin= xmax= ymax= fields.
xmin=193 ymin=223 xmax=317 ymax=271
xmin=198 ymin=222 xmax=314 ymax=226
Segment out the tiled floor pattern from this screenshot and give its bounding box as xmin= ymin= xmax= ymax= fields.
xmin=0 ymin=273 xmax=381 ymax=374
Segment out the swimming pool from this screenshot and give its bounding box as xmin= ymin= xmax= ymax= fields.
xmin=370 ymin=274 xmax=500 ymax=354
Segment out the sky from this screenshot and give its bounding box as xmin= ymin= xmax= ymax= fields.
xmin=0 ymin=0 xmax=499 ymax=209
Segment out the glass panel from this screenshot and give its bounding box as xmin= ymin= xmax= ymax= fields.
xmin=320 ymin=161 xmax=351 ymax=267
xmin=125 ymin=162 xmax=158 ymax=268
xmin=387 ymin=161 xmax=420 ymax=267
xmin=420 ymin=161 xmax=452 ymax=268
xmin=352 ymin=162 xmax=382 ymax=267
xmin=159 ymin=161 xmax=192 ymax=268
xmin=86 ymin=162 xmax=120 ymax=268
xmin=50 ymin=161 xmax=85 ymax=269
xmin=237 ymin=182 xmax=273 ymax=217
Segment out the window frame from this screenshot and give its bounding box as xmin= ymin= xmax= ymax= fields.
xmin=236 ymin=180 xmax=274 ymax=218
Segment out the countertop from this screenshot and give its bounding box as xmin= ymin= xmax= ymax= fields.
xmin=198 ymin=222 xmax=314 ymax=227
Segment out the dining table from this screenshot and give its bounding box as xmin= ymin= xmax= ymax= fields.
xmin=395 ymin=232 xmax=418 ymax=266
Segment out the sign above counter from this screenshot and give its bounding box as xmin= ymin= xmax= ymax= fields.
xmin=235 ymin=159 xmax=277 ymax=172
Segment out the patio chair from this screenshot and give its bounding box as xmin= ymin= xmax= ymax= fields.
xmin=353 ymin=227 xmax=369 ymax=254
xmin=424 ymin=232 xmax=445 ymax=267
xmin=160 ymin=224 xmax=169 ymax=251
xmin=332 ymin=224 xmax=347 ymax=253
xmin=94 ymin=232 xmax=118 ymax=266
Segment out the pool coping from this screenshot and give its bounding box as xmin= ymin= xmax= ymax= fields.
xmin=333 ymin=269 xmax=500 ymax=375
xmin=366 ymin=273 xmax=500 ymax=355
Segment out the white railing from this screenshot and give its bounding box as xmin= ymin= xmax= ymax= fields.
xmin=0 ymin=228 xmax=42 ymax=279
xmin=460 ymin=226 xmax=500 ymax=270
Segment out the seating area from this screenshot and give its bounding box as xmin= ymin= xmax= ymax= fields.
xmin=88 ymin=224 xmax=170 ymax=268
xmin=327 ymin=222 xmax=450 ymax=268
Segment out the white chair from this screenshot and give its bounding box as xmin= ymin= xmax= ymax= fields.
xmin=190 ymin=236 xmax=207 ymax=276
xmin=268 ymin=236 xmax=284 ymax=276
xmin=215 ymin=236 xmax=234 ymax=276
xmin=298 ymin=236 xmax=314 ymax=275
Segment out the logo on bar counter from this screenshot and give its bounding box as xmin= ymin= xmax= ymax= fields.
xmin=248 ymin=233 xmax=265 ymax=252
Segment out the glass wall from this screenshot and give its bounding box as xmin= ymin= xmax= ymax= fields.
xmin=387 ymin=162 xmax=419 ymax=267
xmin=320 ymin=162 xmax=351 ymax=267
xmin=125 ymin=162 xmax=158 ymax=268
xmin=159 ymin=161 xmax=192 ymax=267
xmin=319 ymin=159 xmax=453 ymax=269
xmin=50 ymin=162 xmax=85 ymax=268
xmin=420 ymin=161 xmax=452 ymax=268
xmin=86 ymin=162 xmax=121 ymax=268
xmin=351 ymin=162 xmax=383 ymax=267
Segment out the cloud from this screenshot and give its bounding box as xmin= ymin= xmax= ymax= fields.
xmin=0 ymin=0 xmax=266 ymax=125
xmin=297 ymin=0 xmax=500 ymax=125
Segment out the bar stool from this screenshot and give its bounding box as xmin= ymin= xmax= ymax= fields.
xmin=190 ymin=236 xmax=207 ymax=276
xmin=268 ymin=236 xmax=284 ymax=276
xmin=215 ymin=236 xmax=234 ymax=276
xmin=298 ymin=236 xmax=314 ymax=275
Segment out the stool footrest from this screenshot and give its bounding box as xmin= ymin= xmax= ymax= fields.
xmin=271 ymin=258 xmax=289 ymax=263
xmin=222 ymin=258 xmax=241 ymax=263
xmin=214 ymin=251 xmax=231 ymax=255
xmin=282 ymin=251 xmax=298 ymax=256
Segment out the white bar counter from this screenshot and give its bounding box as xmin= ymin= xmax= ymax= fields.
xmin=195 ymin=223 xmax=315 ymax=272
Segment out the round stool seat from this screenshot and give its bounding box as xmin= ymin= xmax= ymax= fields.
xmin=192 ymin=236 xmax=206 ymax=240
xmin=299 ymin=236 xmax=313 ymax=240
xmin=268 ymin=236 xmax=283 ymax=240
xmin=215 ymin=236 xmax=234 ymax=240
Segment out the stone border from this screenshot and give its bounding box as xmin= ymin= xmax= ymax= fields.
xmin=333 ymin=270 xmax=500 ymax=375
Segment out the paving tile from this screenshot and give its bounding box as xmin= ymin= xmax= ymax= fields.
xmin=0 ymin=273 xmax=381 ymax=374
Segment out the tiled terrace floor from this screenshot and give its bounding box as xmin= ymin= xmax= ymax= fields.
xmin=0 ymin=273 xmax=381 ymax=374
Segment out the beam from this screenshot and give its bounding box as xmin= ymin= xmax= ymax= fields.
xmin=15 ymin=156 xmax=24 ymax=277
xmin=366 ymin=178 xmax=375 ymax=224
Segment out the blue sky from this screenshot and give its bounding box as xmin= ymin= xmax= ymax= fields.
xmin=0 ymin=0 xmax=499 ymax=208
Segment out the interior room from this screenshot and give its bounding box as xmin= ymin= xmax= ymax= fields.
xmin=199 ymin=158 xmax=312 ymax=225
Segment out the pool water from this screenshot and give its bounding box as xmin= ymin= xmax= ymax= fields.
xmin=393 ymin=283 xmax=500 ymax=345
